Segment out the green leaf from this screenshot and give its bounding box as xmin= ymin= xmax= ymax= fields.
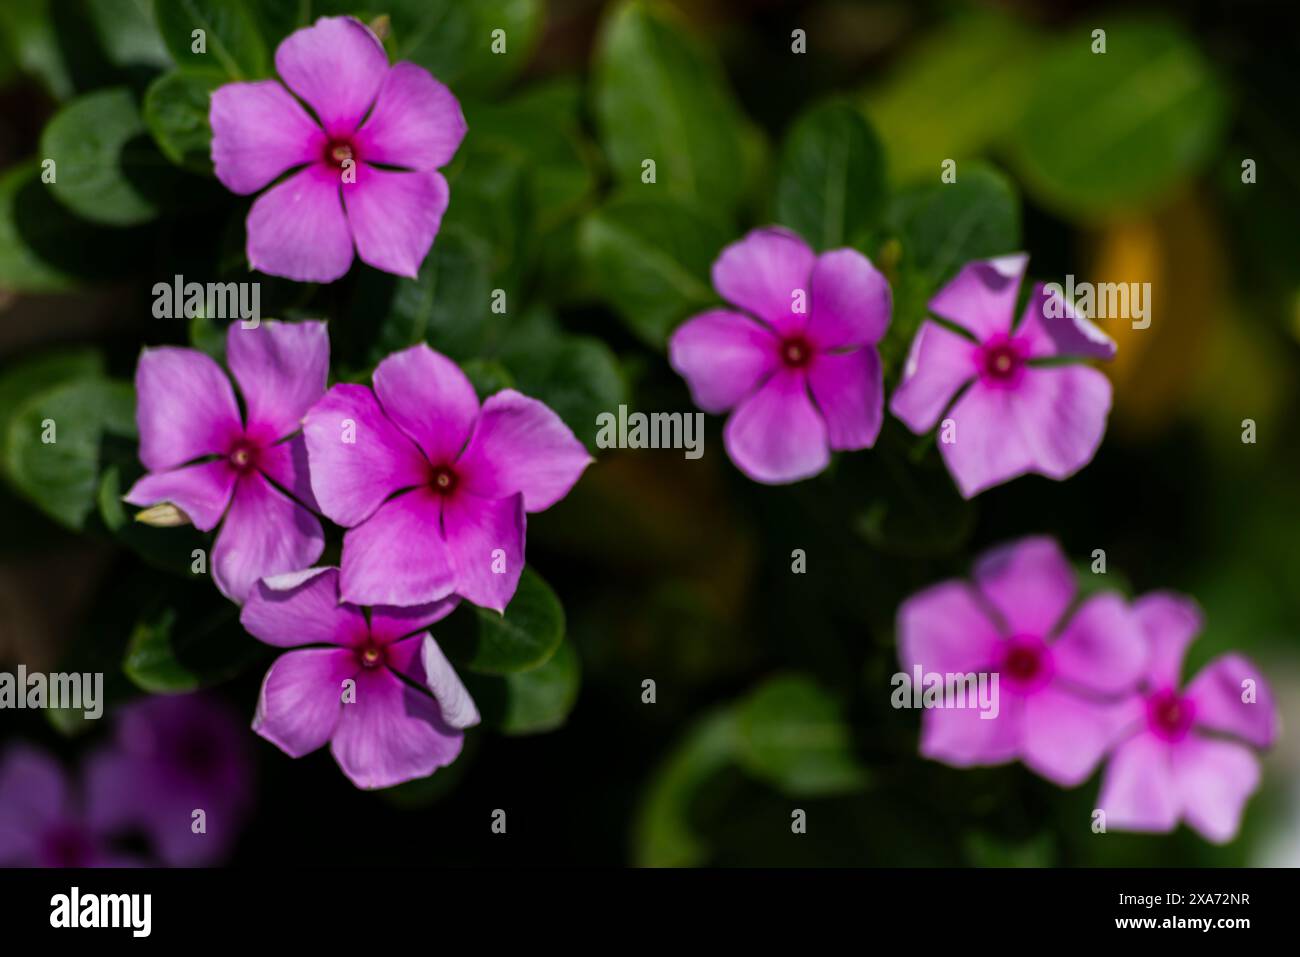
xmin=123 ymin=604 xmax=264 ymax=693
xmin=144 ymin=69 xmax=222 ymax=173
xmin=88 ymin=0 xmax=172 ymax=68
xmin=634 ymin=708 xmax=738 ymax=867
xmin=862 ymin=11 xmax=1039 ymax=184
xmin=98 ymin=466 xmax=210 ymax=576
xmin=1008 ymin=19 xmax=1228 ymax=219
xmin=466 ymin=639 xmax=581 ymax=735
xmin=0 ymin=349 xmax=103 ymax=417
xmin=0 ymin=0 xmax=74 ymax=98
xmin=773 ymin=99 xmax=886 ymax=251
xmin=579 ymin=194 xmax=728 ymax=347
xmin=592 ymin=0 xmax=754 ymax=217
xmin=3 ymin=376 xmax=135 ymax=530
xmin=40 ymin=88 xmax=180 ymax=227
xmin=734 ymin=674 xmax=869 ymax=797
xmin=443 ymin=567 xmax=565 ymax=674
xmin=152 ymin=0 xmax=267 ymax=79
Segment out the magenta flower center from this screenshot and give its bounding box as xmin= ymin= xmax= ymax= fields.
xmin=976 ymin=334 xmax=1027 ymax=387
xmin=325 ymin=138 xmax=357 ymax=169
xmin=227 ymin=440 xmax=260 ymax=473
xmin=999 ymin=634 xmax=1053 ymax=692
xmin=780 ymin=336 xmax=813 ymax=369
xmin=1146 ymin=689 xmax=1196 ymax=742
xmin=358 ymin=640 xmax=386 ymax=669
xmin=430 ymin=465 xmax=458 ymax=495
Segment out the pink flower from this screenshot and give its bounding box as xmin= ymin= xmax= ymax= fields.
xmin=124 ymin=320 xmax=327 ymax=603
xmin=897 ymin=536 xmax=1145 ymax=787
xmin=210 ymin=16 xmax=466 ymax=283
xmin=889 ymin=255 xmax=1115 ymax=498
xmin=241 ymin=567 xmax=475 ymax=790
xmin=302 ymin=344 xmax=592 ymax=611
xmin=1097 ymin=593 xmax=1278 ymax=843
xmin=669 ymin=227 xmax=891 ymax=484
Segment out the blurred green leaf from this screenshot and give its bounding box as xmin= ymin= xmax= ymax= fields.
xmin=98 ymin=465 xmax=210 ymax=577
xmin=773 ymin=99 xmax=886 ymax=251
xmin=443 ymin=567 xmax=565 ymax=674
xmin=88 ymin=0 xmax=171 ymax=68
xmin=144 ymin=69 xmax=221 ymax=173
xmin=152 ymin=0 xmax=267 ymax=79
xmin=579 ymin=194 xmax=727 ymax=347
xmin=592 ymin=0 xmax=754 ymax=218
xmin=734 ymin=674 xmax=869 ymax=797
xmin=0 ymin=0 xmax=74 ymax=98
xmin=1008 ymin=19 xmax=1228 ymax=219
xmin=2 ymin=374 xmax=135 ymax=530
xmin=122 ymin=603 xmax=263 ymax=693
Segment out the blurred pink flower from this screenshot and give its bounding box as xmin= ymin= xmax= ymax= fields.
xmin=210 ymin=16 xmax=466 ymax=282
xmin=897 ymin=536 xmax=1145 ymax=786
xmin=669 ymin=227 xmax=891 ymax=484
xmin=124 ymin=321 xmax=327 ymax=603
xmin=1098 ymin=593 xmax=1279 ymax=843
xmin=303 ymin=344 xmax=591 ymax=611
xmin=241 ymin=566 xmax=476 ymax=790
xmin=889 ymin=255 xmax=1115 ymax=498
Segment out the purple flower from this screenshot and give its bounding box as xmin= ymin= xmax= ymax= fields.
xmin=669 ymin=227 xmax=891 ymax=484
xmin=87 ymin=693 xmax=255 ymax=866
xmin=889 ymin=255 xmax=1115 ymax=498
xmin=241 ymin=566 xmax=476 ymax=790
xmin=897 ymin=536 xmax=1145 ymax=786
xmin=302 ymin=344 xmax=591 ymax=611
xmin=0 ymin=744 xmax=143 ymax=867
xmin=210 ymin=16 xmax=466 ymax=282
xmin=124 ymin=320 xmax=327 ymax=603
xmin=1097 ymin=593 xmax=1278 ymax=843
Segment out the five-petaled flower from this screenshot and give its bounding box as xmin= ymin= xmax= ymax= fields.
xmin=889 ymin=254 xmax=1115 ymax=498
xmin=669 ymin=226 xmax=891 ymax=484
xmin=303 ymin=344 xmax=591 ymax=611
xmin=210 ymin=15 xmax=466 ymax=282
xmin=897 ymin=536 xmax=1145 ymax=787
xmin=241 ymin=566 xmax=477 ymax=790
xmin=1097 ymin=592 xmax=1278 ymax=844
xmin=124 ymin=320 xmax=327 ymax=603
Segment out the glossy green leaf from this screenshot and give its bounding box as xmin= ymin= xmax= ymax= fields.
xmin=466 ymin=639 xmax=582 ymax=735
xmin=152 ymin=0 xmax=268 ymax=79
xmin=144 ymin=69 xmax=221 ymax=173
xmin=442 ymin=567 xmax=565 ymax=674
xmin=122 ymin=604 xmax=265 ymax=693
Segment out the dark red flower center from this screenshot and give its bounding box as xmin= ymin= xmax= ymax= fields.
xmin=780 ymin=336 xmax=813 ymax=369
xmin=430 ymin=465 xmax=458 ymax=495
xmin=358 ymin=639 xmax=386 ymax=670
xmin=228 ymin=440 xmax=259 ymax=473
xmin=1146 ymin=689 xmax=1196 ymax=742
xmin=999 ymin=635 xmax=1053 ymax=692
xmin=325 ymin=138 xmax=357 ymax=169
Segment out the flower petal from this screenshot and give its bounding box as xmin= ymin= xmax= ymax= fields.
xmin=1018 ymin=281 xmax=1117 ymax=360
xmin=897 ymin=580 xmax=1005 ymax=674
xmin=241 ymin=566 xmax=367 ymax=649
xmin=723 ymin=368 xmax=829 ymax=484
xmin=928 ymin=253 xmax=1027 ymax=341
xmin=387 ymin=633 xmax=481 ymax=729
xmin=888 ymin=320 xmax=977 ymax=434
xmin=807 ymin=346 xmax=883 ymax=451
xmin=940 ymin=364 xmax=1111 ymax=498
xmin=123 ymin=460 xmax=236 ymax=531
xmin=711 ymin=227 xmax=815 ymax=334
xmin=1172 ymin=736 xmax=1260 ymax=844
xmin=210 ymin=80 xmax=323 ymax=195
xmin=225 ymin=320 xmax=329 ymax=440
xmin=973 ymin=536 xmax=1076 ymax=638
xmin=1097 ymin=731 xmax=1179 ymax=833
xmin=355 ymin=62 xmax=466 ymax=169
xmin=253 ymin=648 xmax=356 ymax=758
xmin=805 ymin=248 xmax=891 ymax=348
xmin=246 ymin=163 xmax=354 ymax=283
xmin=344 ymin=166 xmax=449 ymax=279
xmin=1132 ymin=591 xmax=1203 ymax=688
xmin=0 ymin=745 xmax=69 ymax=848
xmin=258 ymin=433 xmax=318 ymax=511
xmin=330 ymin=667 xmax=463 ymax=789
xmin=211 ymin=472 xmax=325 ymax=603
xmin=442 ymin=491 xmax=526 ymax=614
xmin=135 ymin=347 xmax=242 ymax=471
xmin=668 ymin=309 xmax=778 ymax=415
xmin=371 ymin=344 xmax=478 ymax=465
xmin=1021 ymin=686 xmax=1126 ymax=787
xmin=302 ymin=383 xmax=430 ymax=527
xmin=1052 ymin=593 xmax=1146 ymax=695
xmin=368 ymin=597 xmax=461 ymax=646
xmin=919 ymin=695 xmax=1023 ymax=768
xmin=273 ymin=16 xmax=388 ymax=136
xmin=1186 ymin=653 xmax=1278 ymax=748
xmin=458 ymin=390 xmax=592 ymax=511
xmin=339 ymin=487 xmax=456 ymax=607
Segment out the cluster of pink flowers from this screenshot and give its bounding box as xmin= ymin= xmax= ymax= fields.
xmin=671 ymin=232 xmax=1115 ymax=497
xmin=896 ymin=536 xmax=1278 ymax=843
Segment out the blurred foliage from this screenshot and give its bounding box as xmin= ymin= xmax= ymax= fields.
xmin=0 ymin=0 xmax=1296 ymax=868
